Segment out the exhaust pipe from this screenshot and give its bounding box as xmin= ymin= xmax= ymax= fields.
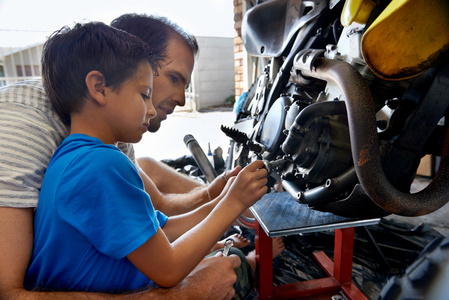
xmin=294 ymin=51 xmax=449 ymax=216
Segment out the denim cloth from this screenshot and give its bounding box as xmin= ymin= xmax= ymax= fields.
xmin=207 ymin=247 xmax=255 ymax=300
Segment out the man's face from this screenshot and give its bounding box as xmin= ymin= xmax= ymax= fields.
xmin=148 ymin=36 xmax=195 ymax=132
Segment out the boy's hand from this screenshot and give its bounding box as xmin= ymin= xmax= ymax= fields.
xmin=226 ymin=160 xmax=268 ymax=210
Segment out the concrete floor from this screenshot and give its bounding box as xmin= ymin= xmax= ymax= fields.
xmin=134 ymin=108 xmax=235 ymax=162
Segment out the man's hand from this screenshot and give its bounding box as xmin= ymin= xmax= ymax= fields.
xmin=207 ymin=166 xmax=242 ymax=201
xmin=169 ymin=252 xmax=241 ymax=300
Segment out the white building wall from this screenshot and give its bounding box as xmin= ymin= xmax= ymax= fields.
xmin=0 ymin=44 xmax=42 ymax=85
xmin=192 ymin=36 xmax=235 ymax=110
xmin=0 ymin=38 xmax=235 ymax=111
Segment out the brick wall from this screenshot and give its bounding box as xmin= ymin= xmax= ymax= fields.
xmin=233 ymin=0 xmax=245 ymax=101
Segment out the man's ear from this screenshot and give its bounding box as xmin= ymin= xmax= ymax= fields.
xmin=85 ymin=70 xmax=107 ymax=105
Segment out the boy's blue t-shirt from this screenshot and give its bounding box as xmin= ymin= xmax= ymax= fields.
xmin=25 ymin=134 xmax=168 ymax=292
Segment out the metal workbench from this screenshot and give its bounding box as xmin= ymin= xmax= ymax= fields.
xmin=250 ymin=192 xmax=380 ymax=299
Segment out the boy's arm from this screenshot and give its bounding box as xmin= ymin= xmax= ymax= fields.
xmin=127 ymin=161 xmax=268 ymax=288
xmin=139 ymin=160 xmax=232 ymax=216
xmin=156 ymin=166 xmax=242 ymax=241
xmin=0 ymin=207 xmax=238 ymax=300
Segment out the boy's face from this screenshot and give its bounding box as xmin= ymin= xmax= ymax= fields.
xmin=106 ymin=61 xmax=156 ymax=144
xmin=147 ymin=36 xmax=195 ymax=132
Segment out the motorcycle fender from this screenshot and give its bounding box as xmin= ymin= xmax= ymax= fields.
xmin=341 ymin=0 xmax=377 ymax=26
xmin=361 ymin=0 xmax=449 ymax=80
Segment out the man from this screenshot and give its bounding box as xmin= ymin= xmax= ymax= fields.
xmin=0 ymin=14 xmax=239 ymax=300
xmin=111 ymin=14 xmax=227 ymax=216
xmin=111 ymin=14 xmax=226 ymax=216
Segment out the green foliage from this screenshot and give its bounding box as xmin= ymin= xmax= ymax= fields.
xmin=225 ymin=95 xmax=235 ymax=107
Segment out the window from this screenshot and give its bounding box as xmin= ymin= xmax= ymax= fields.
xmin=16 ymin=65 xmax=40 ymax=77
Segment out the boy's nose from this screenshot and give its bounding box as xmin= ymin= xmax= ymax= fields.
xmin=146 ymin=100 xmax=157 ymax=119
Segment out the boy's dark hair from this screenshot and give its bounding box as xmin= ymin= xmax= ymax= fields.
xmin=111 ymin=14 xmax=199 ymax=59
xmin=41 ymin=21 xmax=163 ymax=125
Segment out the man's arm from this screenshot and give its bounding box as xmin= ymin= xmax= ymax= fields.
xmin=0 ymin=207 xmax=34 ymax=300
xmin=137 ymin=157 xmax=202 ymax=194
xmin=0 ymin=207 xmax=238 ymax=300
xmin=138 ymin=157 xmax=234 ymax=216
xmin=139 ymin=168 xmax=208 ymax=216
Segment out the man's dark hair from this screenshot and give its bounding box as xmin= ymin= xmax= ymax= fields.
xmin=41 ymin=21 xmax=163 ymax=125
xmin=111 ymin=14 xmax=199 ymax=59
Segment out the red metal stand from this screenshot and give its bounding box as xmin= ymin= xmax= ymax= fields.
xmin=255 ymin=220 xmax=368 ymax=299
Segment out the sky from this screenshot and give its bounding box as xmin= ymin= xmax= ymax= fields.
xmin=0 ymin=0 xmax=236 ymax=48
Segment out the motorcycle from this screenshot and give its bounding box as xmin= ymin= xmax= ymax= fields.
xmin=217 ymin=0 xmax=449 ymax=218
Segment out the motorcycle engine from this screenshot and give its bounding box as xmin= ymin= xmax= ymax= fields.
xmin=222 ymin=0 xmax=449 ymax=219
xmin=261 ymin=94 xmax=353 ymax=187
xmin=228 ymin=71 xmax=354 ymax=194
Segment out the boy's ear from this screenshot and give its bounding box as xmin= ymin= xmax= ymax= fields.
xmin=85 ymin=70 xmax=107 ymax=105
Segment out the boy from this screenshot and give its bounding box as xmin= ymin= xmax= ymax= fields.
xmin=0 ymin=14 xmax=242 ymax=299
xmin=24 ymin=21 xmax=267 ymax=297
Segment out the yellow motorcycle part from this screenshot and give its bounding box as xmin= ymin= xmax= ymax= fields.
xmin=361 ymin=0 xmax=449 ymax=80
xmin=341 ymin=0 xmax=377 ymax=26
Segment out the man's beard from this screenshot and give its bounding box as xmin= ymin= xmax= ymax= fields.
xmin=147 ymin=117 xmax=161 ymax=133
